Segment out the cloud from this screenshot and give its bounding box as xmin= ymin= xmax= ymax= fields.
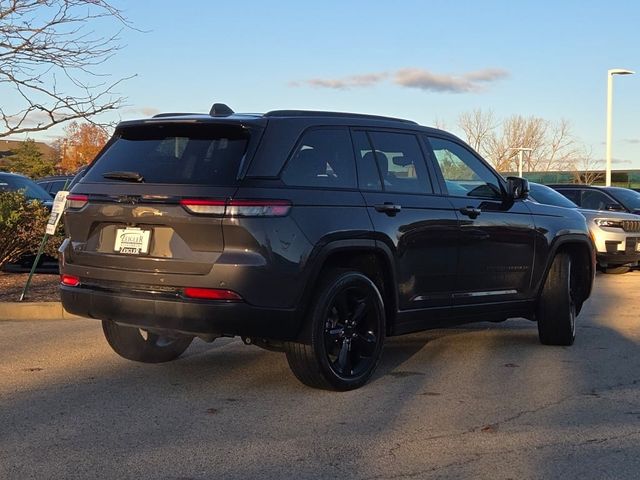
xmin=291 ymin=67 xmax=508 ymax=93
xmin=290 ymin=73 xmax=388 ymax=90
xmin=5 ymin=110 xmax=64 ymax=128
xmin=597 ymin=157 xmax=633 ymax=165
xmin=123 ymin=106 xmax=161 ymax=117
xmin=623 ymin=138 xmax=640 ymax=144
xmin=394 ymin=68 xmax=508 ymax=93
xmin=612 ymin=158 xmax=633 ymax=165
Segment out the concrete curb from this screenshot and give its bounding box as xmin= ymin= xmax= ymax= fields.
xmin=0 ymin=302 xmax=81 ymax=321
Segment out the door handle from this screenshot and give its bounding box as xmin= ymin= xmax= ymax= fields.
xmin=459 ymin=206 xmax=481 ymax=219
xmin=374 ymin=202 xmax=402 ymax=216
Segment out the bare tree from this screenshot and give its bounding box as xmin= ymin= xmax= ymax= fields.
xmin=477 ymin=114 xmax=580 ymax=174
xmin=0 ymin=0 xmax=133 ymax=138
xmin=456 ymin=108 xmax=497 ymax=155
xmin=571 ymin=149 xmax=603 ymax=184
xmin=433 ymin=117 xmax=448 ymax=130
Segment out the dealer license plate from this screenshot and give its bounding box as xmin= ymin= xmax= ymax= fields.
xmin=114 ymin=227 xmax=151 ymax=255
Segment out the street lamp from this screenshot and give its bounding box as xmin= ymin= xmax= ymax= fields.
xmin=605 ymin=68 xmax=634 ymax=186
xmin=509 ymin=147 xmax=533 ymax=177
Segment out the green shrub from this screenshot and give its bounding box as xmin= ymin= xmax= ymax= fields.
xmin=0 ymin=191 xmax=63 ymax=269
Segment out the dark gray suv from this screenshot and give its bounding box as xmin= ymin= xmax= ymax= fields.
xmin=60 ymin=104 xmax=595 ymax=390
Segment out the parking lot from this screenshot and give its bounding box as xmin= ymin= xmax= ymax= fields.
xmin=1 ymin=271 xmax=639 ymax=479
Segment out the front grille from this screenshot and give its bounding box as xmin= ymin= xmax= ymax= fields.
xmin=622 ymin=220 xmax=640 ymax=232
xmin=625 ymin=237 xmax=638 ymax=254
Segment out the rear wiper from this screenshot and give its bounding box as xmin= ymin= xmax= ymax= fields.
xmin=102 ymin=171 xmax=145 ymax=183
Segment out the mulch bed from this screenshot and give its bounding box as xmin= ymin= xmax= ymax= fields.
xmin=0 ymin=272 xmax=60 ymax=302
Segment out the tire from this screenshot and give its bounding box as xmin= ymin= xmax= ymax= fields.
xmin=285 ymin=270 xmax=386 ymax=391
xmin=536 ymin=253 xmax=576 ymax=346
xmin=603 ymin=266 xmax=630 ymax=274
xmin=102 ymin=320 xmax=193 ymax=363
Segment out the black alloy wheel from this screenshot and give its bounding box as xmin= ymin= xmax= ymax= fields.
xmin=285 ymin=270 xmax=386 ymax=390
xmin=323 ymin=285 xmax=380 ymax=378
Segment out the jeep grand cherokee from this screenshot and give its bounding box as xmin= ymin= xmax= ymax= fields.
xmin=60 ymin=104 xmax=595 ymax=390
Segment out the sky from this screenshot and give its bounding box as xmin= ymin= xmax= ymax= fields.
xmin=4 ymin=0 xmax=640 ymax=169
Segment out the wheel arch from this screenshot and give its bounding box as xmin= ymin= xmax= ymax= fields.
xmin=297 ymin=240 xmax=398 ymax=338
xmin=539 ymin=234 xmax=595 ymax=310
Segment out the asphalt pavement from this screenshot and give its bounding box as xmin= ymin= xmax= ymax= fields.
xmin=1 ymin=272 xmax=639 ymax=479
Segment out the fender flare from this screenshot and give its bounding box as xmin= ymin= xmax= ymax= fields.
xmin=537 ymin=233 xmax=596 ymax=299
xmin=293 ymin=239 xmax=399 ymax=337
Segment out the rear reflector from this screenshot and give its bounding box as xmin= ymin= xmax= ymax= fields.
xmin=66 ymin=194 xmax=88 ymax=209
xmin=61 ymin=274 xmax=80 ymax=287
xmin=180 ymin=198 xmax=291 ymax=217
xmin=183 ymin=287 xmax=242 ymax=301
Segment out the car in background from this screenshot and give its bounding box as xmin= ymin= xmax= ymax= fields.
xmin=0 ymin=171 xmax=56 ymax=271
xmin=37 ymin=175 xmax=74 ymax=196
xmin=529 ymin=183 xmax=640 ymax=274
xmin=549 ymin=184 xmax=640 ymax=215
xmin=0 ymin=171 xmax=53 ymax=208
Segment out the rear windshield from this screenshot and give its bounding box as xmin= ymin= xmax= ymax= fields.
xmin=83 ymin=124 xmax=250 ymax=185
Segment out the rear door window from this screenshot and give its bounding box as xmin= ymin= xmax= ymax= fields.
xmin=281 ymin=128 xmax=356 ymax=189
xmin=366 ymin=131 xmax=432 ymax=194
xmin=83 ymin=124 xmax=250 ymax=185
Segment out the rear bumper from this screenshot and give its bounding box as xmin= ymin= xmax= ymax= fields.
xmin=61 ymin=286 xmax=300 ymax=340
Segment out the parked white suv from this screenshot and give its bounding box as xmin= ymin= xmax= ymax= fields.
xmin=529 ymin=183 xmax=640 ymax=273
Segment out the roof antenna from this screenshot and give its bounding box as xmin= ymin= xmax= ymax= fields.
xmin=209 ymin=103 xmax=234 ymax=117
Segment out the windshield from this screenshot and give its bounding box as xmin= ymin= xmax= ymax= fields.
xmin=83 ymin=123 xmax=251 ymax=185
xmin=608 ymin=187 xmax=640 ymax=209
xmin=529 ymin=183 xmax=578 ymax=208
xmin=0 ymin=174 xmax=53 ymax=201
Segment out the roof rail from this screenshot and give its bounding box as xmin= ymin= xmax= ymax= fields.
xmin=152 ymin=112 xmax=199 ymax=118
xmin=264 ymin=110 xmax=417 ymax=124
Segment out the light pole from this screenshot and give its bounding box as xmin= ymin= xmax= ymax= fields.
xmin=509 ymin=147 xmax=533 ymax=177
xmin=605 ymin=68 xmax=634 ymax=186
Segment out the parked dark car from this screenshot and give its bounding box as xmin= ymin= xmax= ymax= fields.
xmin=549 ymin=184 xmax=640 ymax=215
xmin=0 ymin=171 xmax=53 ymax=208
xmin=60 ymin=105 xmax=595 ymax=390
xmin=37 ymin=175 xmax=74 ymax=196
xmin=0 ymin=171 xmax=55 ymax=271
xmin=529 ymin=183 xmax=640 ymax=273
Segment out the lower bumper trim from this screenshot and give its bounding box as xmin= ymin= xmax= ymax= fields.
xmin=61 ymin=286 xmax=300 ymax=340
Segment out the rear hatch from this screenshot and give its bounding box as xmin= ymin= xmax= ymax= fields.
xmin=64 ymin=121 xmax=259 ymax=276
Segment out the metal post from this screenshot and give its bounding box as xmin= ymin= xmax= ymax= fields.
xmin=19 ymin=233 xmax=49 ymax=301
xmin=605 ymin=72 xmax=614 ymax=187
xmin=605 ymin=68 xmax=634 ymax=187
xmin=518 ymin=150 xmax=524 ymax=177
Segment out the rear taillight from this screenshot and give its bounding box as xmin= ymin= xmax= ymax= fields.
xmin=179 ymin=199 xmax=226 ymax=215
xmin=61 ymin=274 xmax=80 ymax=287
xmin=183 ymin=287 xmax=242 ymax=301
xmin=226 ymin=199 xmax=291 ymax=217
xmin=180 ymin=199 xmax=291 ymax=217
xmin=66 ymin=194 xmax=88 ymax=210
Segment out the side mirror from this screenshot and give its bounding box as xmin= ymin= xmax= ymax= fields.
xmin=506 ymin=176 xmax=530 ymax=200
xmin=605 ymin=203 xmax=624 ymax=212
